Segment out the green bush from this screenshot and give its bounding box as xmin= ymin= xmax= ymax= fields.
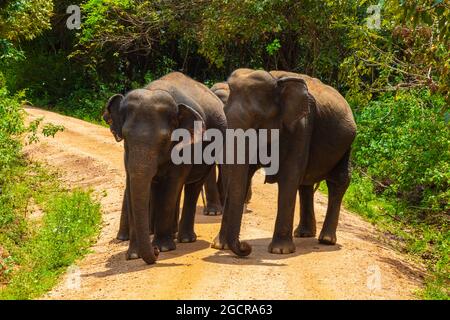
xmin=342 ymin=171 xmax=449 ymax=299
xmin=349 ymin=90 xmax=449 ymax=299
xmin=51 ymin=85 xmax=115 ymax=124
xmin=0 ymin=75 xmax=101 ymax=299
xmin=353 ymin=90 xmax=449 ymax=216
xmin=0 ymin=83 xmax=24 ymax=173
xmin=0 ymin=187 xmax=101 ymax=300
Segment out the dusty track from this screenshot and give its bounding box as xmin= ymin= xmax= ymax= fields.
xmin=23 ymin=106 xmax=424 ymax=300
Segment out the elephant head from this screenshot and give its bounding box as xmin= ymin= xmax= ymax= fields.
xmin=222 ymin=69 xmax=314 ymax=257
xmin=104 ymin=89 xmax=205 ymax=264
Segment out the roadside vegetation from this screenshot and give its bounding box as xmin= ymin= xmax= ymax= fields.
xmin=0 ymin=84 xmax=101 ymax=300
xmin=0 ymin=3 xmax=101 ymax=299
xmin=0 ymin=0 xmax=448 ymax=298
xmin=344 ymin=89 xmax=449 ymax=299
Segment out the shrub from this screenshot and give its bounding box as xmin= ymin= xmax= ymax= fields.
xmin=0 ymin=83 xmax=24 ymax=177
xmin=352 ymin=90 xmax=449 ymax=217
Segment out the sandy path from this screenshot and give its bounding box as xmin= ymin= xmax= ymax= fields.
xmin=23 ymin=106 xmax=424 ymax=300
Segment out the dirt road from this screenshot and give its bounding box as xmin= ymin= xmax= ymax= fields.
xmin=23 ymin=106 xmax=424 ymax=299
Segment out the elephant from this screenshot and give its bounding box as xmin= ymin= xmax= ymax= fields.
xmin=212 ymin=68 xmax=356 ymax=257
xmin=201 ymin=82 xmax=228 ymax=216
xmin=103 ymin=72 xmax=227 ymax=264
xmin=203 ymin=82 xmax=253 ymax=216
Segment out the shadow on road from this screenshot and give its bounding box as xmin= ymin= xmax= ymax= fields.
xmin=194 ymin=206 xmax=223 ymax=224
xmin=86 ymin=239 xmax=212 ymax=278
xmin=203 ymin=237 xmax=342 ymax=266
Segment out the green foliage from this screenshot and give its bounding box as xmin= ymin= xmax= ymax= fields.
xmin=0 ymin=33 xmax=100 ymax=298
xmin=347 ymin=89 xmax=449 ymax=299
xmin=341 ymin=0 xmax=450 ymax=103
xmin=0 ymin=86 xmax=100 ymax=299
xmin=42 ymin=123 xmax=65 ymax=138
xmin=0 ymin=0 xmax=53 ymax=41
xmin=0 ymin=180 xmax=101 ymax=299
xmin=51 ymin=85 xmax=116 ymax=123
xmin=0 ymin=84 xmax=24 ymax=174
xmin=342 ymin=172 xmax=449 ymax=299
xmin=3 ymin=51 xmax=88 ymax=103
xmin=353 ymin=90 xmax=449 ymax=214
xmin=266 ymin=39 xmax=281 ymax=56
xmin=27 ymin=117 xmax=65 ymax=143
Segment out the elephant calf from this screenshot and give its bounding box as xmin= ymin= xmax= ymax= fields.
xmin=103 ymin=72 xmax=227 ymax=264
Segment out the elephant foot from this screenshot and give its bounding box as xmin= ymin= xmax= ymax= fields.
xmin=294 ymin=225 xmax=316 ymax=238
xmin=153 ymin=236 xmax=176 ymax=252
xmin=268 ymin=237 xmax=296 ymax=254
xmin=116 ymin=231 xmax=130 ymax=241
xmin=126 ymin=250 xmax=140 ymax=260
xmin=177 ymin=230 xmax=197 ymax=243
xmin=126 ymin=246 xmax=160 ymax=260
xmin=211 ymin=233 xmax=229 ymax=250
xmin=126 ymin=243 xmax=140 ymax=260
xmin=203 ymin=205 xmax=222 ymax=216
xmin=318 ymin=230 xmax=337 ymax=245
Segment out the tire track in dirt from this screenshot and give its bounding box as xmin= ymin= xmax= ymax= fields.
xmin=23 ymin=106 xmax=424 ymax=300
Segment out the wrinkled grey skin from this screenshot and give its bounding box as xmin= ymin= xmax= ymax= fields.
xmin=203 ymin=82 xmax=252 ymax=216
xmin=104 ymin=72 xmax=226 ymax=264
xmin=201 ymin=83 xmax=228 ymax=216
xmin=211 ymin=69 xmax=356 ymax=257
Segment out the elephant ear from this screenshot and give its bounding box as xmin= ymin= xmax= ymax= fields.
xmin=177 ymin=103 xmax=206 ymax=144
xmin=276 ymin=77 xmax=311 ymax=132
xmin=103 ymin=94 xmax=125 ymax=142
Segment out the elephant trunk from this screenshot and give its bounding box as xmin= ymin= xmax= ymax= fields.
xmin=128 ymin=147 xmax=159 ymax=264
xmin=222 ymin=164 xmax=252 ymax=257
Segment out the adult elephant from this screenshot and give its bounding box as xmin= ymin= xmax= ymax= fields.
xmin=203 ymin=82 xmax=252 ymax=216
xmin=103 ymin=72 xmax=227 ymax=264
xmin=212 ymin=69 xmax=356 ymax=256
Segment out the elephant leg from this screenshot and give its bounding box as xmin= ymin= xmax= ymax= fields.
xmin=203 ymin=166 xmax=222 ymax=216
xmin=217 ymin=165 xmax=225 ymax=206
xmin=152 ymin=178 xmax=185 ymax=252
xmin=172 ymin=190 xmax=182 ymax=238
xmin=116 ymin=183 xmax=130 ymax=241
xmin=294 ymin=185 xmax=316 ymax=238
xmin=269 ymin=115 xmax=312 ymax=254
xmin=178 ymin=180 xmax=204 ymax=243
xmin=127 ymin=187 xmax=139 ymax=260
xmin=268 ymin=176 xmax=298 ymax=254
xmin=212 ymin=165 xmax=257 ymax=250
xmin=243 ymin=177 xmax=253 ymax=213
xmin=319 ymin=151 xmax=351 ymax=245
xmin=244 ymin=181 xmax=252 ymax=204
